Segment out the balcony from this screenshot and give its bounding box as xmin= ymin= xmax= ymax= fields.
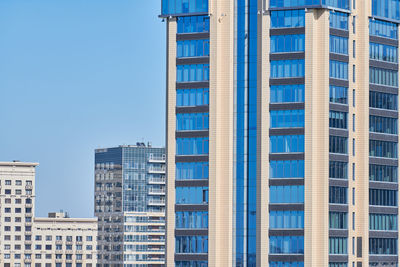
xmin=148 ymin=199 xmax=165 ymax=206
xmin=148 ymin=155 xmax=166 ymax=163
xmin=147 ymin=167 xmax=166 ymax=174
xmin=148 ymin=177 xmax=166 ymax=184
xmin=148 ymin=188 xmax=166 ymax=195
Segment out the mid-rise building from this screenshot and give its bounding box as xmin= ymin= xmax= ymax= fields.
xmin=0 ymin=161 xmax=98 ymax=267
xmin=162 ymin=0 xmax=400 ymax=266
xmin=94 ymin=144 xmax=166 ymax=267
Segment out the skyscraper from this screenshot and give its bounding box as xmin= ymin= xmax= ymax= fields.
xmin=162 ymin=0 xmax=400 ymax=266
xmin=94 ymin=144 xmax=166 ymax=266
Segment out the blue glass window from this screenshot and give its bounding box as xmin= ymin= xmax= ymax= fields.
xmin=270 ymin=263 xmax=304 ymax=267
xmin=177 ymin=88 xmax=209 ymax=107
xmin=270 ymin=160 xmax=305 ymax=178
xmin=329 ymin=264 xmax=348 ymax=267
xmin=270 ymin=236 xmax=304 ymax=254
xmin=329 ymin=136 xmax=348 ymax=154
xmin=176 ymin=137 xmax=209 ymax=155
xmin=270 ymin=10 xmax=305 ymax=28
xmin=162 ymin=0 xmax=208 ymax=16
xmin=369 ymin=140 xmax=398 ymax=158
xmin=370 ymin=91 xmax=398 ymax=110
xmin=270 ymin=110 xmax=305 ymax=128
xmin=330 ymin=60 xmax=348 ymax=80
xmin=270 ymin=84 xmax=305 ymax=103
xmin=370 ymin=42 xmax=398 ymax=63
xmin=270 ymin=186 xmax=304 ymax=203
xmin=270 ymin=34 xmax=305 ymax=53
xmin=271 ymin=59 xmax=305 ymax=78
xmin=330 ymin=35 xmax=348 ymax=55
xmin=270 ymin=135 xmax=305 ymax=153
xmin=175 ymin=236 xmax=208 ymax=253
xmin=330 ymin=85 xmax=348 ymax=104
xmin=176 ymin=187 xmax=208 ymax=204
xmin=177 ymin=16 xmax=210 ymax=34
xmin=323 ymin=0 xmax=350 ymax=9
xmin=369 ymin=164 xmax=398 ymax=182
xmin=176 ymin=162 xmax=209 ymax=180
xmin=370 ymin=19 xmax=398 ymax=39
xmin=330 ymin=11 xmax=349 ymax=30
xmin=177 ymin=39 xmax=210 ymax=58
xmin=329 ymin=111 xmax=348 ymax=129
xmin=176 ymin=211 xmax=208 ymax=229
xmin=177 ymin=64 xmax=210 ymax=82
xmin=269 ymin=211 xmax=304 ymax=229
xmin=329 ymin=161 xmax=348 ymax=179
xmin=370 ymin=115 xmax=398 ymax=134
xmin=370 ymin=214 xmax=398 ymax=230
xmin=372 ymin=0 xmax=400 ymax=21
xmin=369 ymin=238 xmax=398 ymax=255
xmin=329 ymin=237 xmax=348 ymax=254
xmin=270 ymin=0 xmax=321 ymax=8
xmin=176 ymin=113 xmax=209 ymax=131
xmin=329 ymin=212 xmax=348 ymax=229
xmin=329 ymin=186 xmax=348 ymax=204
xmin=370 ymin=67 xmax=398 ymax=87
xmin=370 ymin=189 xmax=398 ymax=206
xmin=176 ymin=261 xmax=208 ymax=267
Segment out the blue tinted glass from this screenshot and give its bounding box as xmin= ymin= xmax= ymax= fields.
xmin=369 ymin=67 xmax=398 ymax=87
xmin=175 ymin=236 xmax=208 ymax=253
xmin=176 ymin=211 xmax=208 ymax=228
xmin=162 ymin=0 xmax=208 ymax=16
xmin=269 ymin=236 xmax=304 ymax=254
xmin=369 ymin=140 xmax=398 ymax=158
xmin=372 ymin=0 xmax=400 ymax=21
xmin=369 ymin=164 xmax=398 ymax=182
xmin=329 ymin=85 xmax=348 ymax=104
xmin=270 ymin=160 xmax=304 ymax=178
xmin=270 ymin=186 xmax=305 ymax=203
xmin=270 ymin=211 xmax=304 ymax=229
xmin=270 ymin=135 xmax=305 ymax=153
xmin=176 ymin=137 xmax=209 ymax=155
xmin=370 ymin=19 xmax=398 ymax=39
xmin=370 ymin=115 xmax=398 ymax=134
xmin=176 ymin=113 xmax=209 ymax=131
xmin=329 ymin=11 xmax=349 ymax=30
xmin=330 ymin=35 xmax=348 ymax=55
xmin=369 ymin=214 xmax=398 ymax=230
xmin=270 ymin=110 xmax=305 ymax=128
xmin=270 ymin=84 xmax=305 ymax=103
xmin=176 ymin=187 xmax=208 ymax=204
xmin=177 ymin=16 xmax=210 ymax=33
xmin=329 ymin=237 xmax=348 ymax=254
xmin=322 ymin=0 xmax=350 ymax=9
xmin=177 ymin=39 xmax=210 ymax=58
xmin=271 ymin=34 xmax=305 ymax=53
xmin=176 ymin=162 xmax=209 ymax=180
xmin=271 ymin=60 xmax=305 ymax=78
xmin=270 ymin=0 xmax=321 ymax=8
xmin=270 ymin=10 xmax=305 ymax=28
xmin=330 ymin=60 xmax=348 ymax=80
xmin=370 ymin=42 xmax=398 ymax=63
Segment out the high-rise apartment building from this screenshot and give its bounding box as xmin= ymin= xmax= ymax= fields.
xmin=162 ymin=0 xmax=400 ymax=266
xmin=94 ymin=144 xmax=166 ymax=267
xmin=0 ymin=161 xmax=98 ymax=267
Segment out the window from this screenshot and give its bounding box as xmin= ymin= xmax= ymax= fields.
xmin=270 ymin=160 xmax=304 ymax=178
xmin=270 ymin=0 xmax=321 ymax=8
xmin=270 ymin=135 xmax=304 ymax=153
xmin=369 ymin=238 xmax=397 ymax=255
xmin=372 ymin=0 xmax=400 ymax=20
xmin=330 ymin=60 xmax=348 ymax=80
xmin=270 ymin=185 xmax=304 ymax=203
xmin=176 ymin=187 xmax=208 ymax=204
xmin=5 ymin=180 xmax=11 ymax=185
xmin=177 ymin=64 xmax=209 ymax=82
xmin=329 ymin=161 xmax=348 ymax=179
xmin=271 ymin=59 xmax=305 ymax=78
xmin=270 ymin=84 xmax=305 ymax=103
xmin=352 ymin=89 xmax=355 ymax=107
xmin=177 ymin=39 xmax=209 ymax=58
xmin=370 ymin=214 xmax=398 ymax=230
xmin=369 ymin=140 xmax=397 ymax=158
xmin=352 ymin=114 xmax=355 ymax=132
xmin=176 ymin=211 xmax=208 ymax=229
xmin=329 ymin=186 xmax=348 ymax=204
xmin=176 ymin=113 xmax=209 ymax=131
xmin=323 ymin=0 xmax=350 ymax=9
xmin=162 ymin=0 xmax=208 ymax=16
xmin=330 ymin=85 xmax=348 ymax=104
xmin=269 ymin=211 xmax=304 ymax=229
xmin=175 ymin=236 xmax=208 ymax=253
xmin=330 ymin=11 xmax=349 ymax=30
xmin=329 ymin=237 xmax=348 ymax=254
xmin=270 ymin=10 xmax=305 ymax=28
xmin=369 ymin=164 xmax=398 ymax=182
xmin=176 ymin=88 xmax=209 ymax=107
xmin=353 ymin=40 xmax=356 ymax=58
xmin=369 ymin=91 xmax=398 ymax=110
xmin=176 ymin=137 xmax=209 ymax=155
xmin=352 ymin=65 xmax=355 ymax=82
xmin=352 ymin=188 xmax=355 ymax=205
xmin=177 ymin=16 xmax=210 ymax=34
xmin=176 ymin=262 xmax=208 ymax=267
xmin=329 ymin=111 xmax=348 ymax=129
xmin=369 ymin=189 xmax=397 ymax=206
xmin=329 ymin=136 xmax=348 ymax=154
xmin=370 ymin=42 xmax=398 ymax=63
xmin=176 ymin=162 xmax=208 ymax=180
xmin=270 ymin=109 xmax=305 ymax=128
xmin=369 ymin=19 xmax=398 ymax=39
xmin=16 ymin=180 xmax=22 ymax=185
xmin=330 ymin=35 xmax=348 ymax=55
xmin=271 ymin=34 xmax=305 ymax=53
xmin=370 ymin=115 xmax=398 ymax=134
xmin=370 ymin=67 xmax=398 ymax=87
xmin=329 ymin=212 xmax=348 ymax=229
xmin=270 ymin=236 xmax=304 ymax=254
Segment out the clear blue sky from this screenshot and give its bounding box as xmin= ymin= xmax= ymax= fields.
xmin=0 ymin=0 xmax=165 ymax=218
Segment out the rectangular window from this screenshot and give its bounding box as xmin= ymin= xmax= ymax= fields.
xmin=270 ymin=0 xmax=321 ymax=8
xmin=177 ymin=39 xmax=210 ymax=58
xmin=352 ymin=212 xmax=355 ymax=230
xmin=369 ymin=67 xmax=398 ymax=87
xmin=177 ymin=16 xmax=210 ymax=34
xmin=177 ymin=88 xmax=209 ymax=107
xmin=369 ymin=238 xmax=397 ymax=255
xmin=270 ymin=186 xmax=304 ymax=204
xmin=176 ymin=162 xmax=209 ymax=180
xmin=353 ymin=40 xmax=356 ymax=58
xmin=352 ymin=114 xmax=355 ymax=132
xmin=176 ymin=113 xmax=209 ymax=131
xmin=329 ymin=237 xmax=348 ymax=254
xmin=370 ymin=214 xmax=398 ymax=230
xmin=175 ymin=236 xmax=208 ymax=253
xmin=329 ymin=186 xmax=348 ymax=204
xmin=269 ymin=211 xmax=304 ymax=229
xmin=176 ymin=211 xmax=208 ymax=229
xmin=270 ymin=59 xmax=305 ymax=78
xmin=270 ymin=160 xmax=305 ymax=178
xmin=270 ymin=109 xmax=305 ymax=128
xmin=176 ymin=187 xmax=208 ymax=204
xmin=369 ymin=140 xmax=398 ymax=159
xmin=369 ymin=19 xmax=398 ymax=39
xmin=330 ymin=11 xmax=349 ymax=30
xmin=329 ymin=136 xmax=348 ymax=154
xmin=369 ymin=115 xmax=398 ymax=134
xmin=352 ymin=89 xmax=355 ymax=107
xmin=271 ymin=34 xmax=305 ymax=53
xmin=372 ymin=0 xmax=400 ymax=20
xmin=162 ymin=0 xmax=209 ymax=16
xmin=369 ymin=189 xmax=398 ymax=206
xmin=329 ymin=111 xmax=348 ymax=129
xmin=352 ymin=16 xmax=356 ymax=34
xmin=324 ymin=0 xmax=350 ymax=9
xmin=369 ymin=164 xmax=398 ymax=182
xmin=330 ymin=35 xmax=348 ymax=55
xmin=369 ymin=91 xmax=398 ymax=110
xmin=270 ymin=10 xmax=305 ymax=28
xmin=330 ymin=60 xmax=349 ymax=80
xmin=270 ymin=84 xmax=305 ymax=103
xmin=270 ymin=236 xmax=304 ymax=254
xmin=370 ymin=42 xmax=398 ymax=63
xmin=329 ymin=212 xmax=348 ymax=229
xmin=329 ymin=161 xmax=348 ymax=179
xmin=352 ymin=138 xmax=355 ymax=156
xmin=177 ymin=64 xmax=209 ymax=82
xmin=330 ymin=85 xmax=348 ymax=104
xmin=176 ymin=137 xmax=209 ymax=155
xmin=352 ymin=188 xmax=355 ymax=205
xmin=352 ymin=65 xmax=355 ymax=82
xmin=270 ymin=135 xmax=304 ymax=153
